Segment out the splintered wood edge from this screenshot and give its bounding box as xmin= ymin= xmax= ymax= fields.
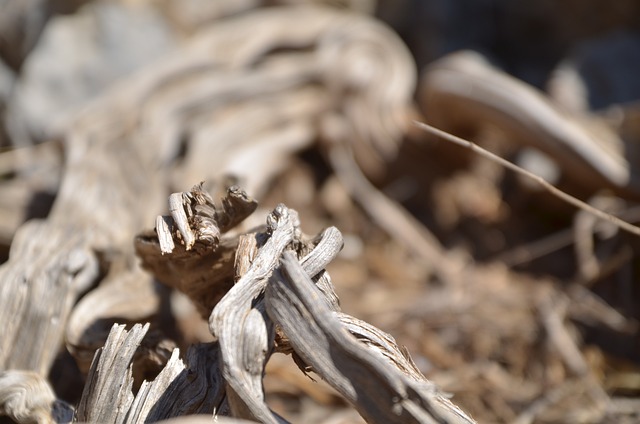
xmin=266 ymin=252 xmax=477 ymax=424
xmin=77 ymin=324 xmax=229 ymax=423
xmin=156 ymin=215 xmax=175 ymax=254
xmin=77 ymin=323 xmax=149 ymax=423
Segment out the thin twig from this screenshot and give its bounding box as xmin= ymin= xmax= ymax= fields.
xmin=493 ymin=228 xmax=574 ymax=266
xmin=414 ymin=121 xmax=640 ymax=238
xmin=328 ymin=141 xmax=457 ymax=284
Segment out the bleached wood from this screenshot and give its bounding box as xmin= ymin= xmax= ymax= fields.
xmin=130 ymin=181 xmax=478 ymax=423
xmin=77 ymin=324 xmax=148 ymax=423
xmin=77 ymin=323 xmax=229 ymax=423
xmin=0 ymin=370 xmax=73 ymax=424
xmin=0 ymin=222 xmax=99 ymax=375
xmin=156 ymin=215 xmax=175 ymax=254
xmin=1 ymin=3 xmax=414 ymax=384
xmin=135 ymin=184 xmax=258 ymax=317
xmin=420 ymin=50 xmax=637 ymax=194
xmin=266 ymin=252 xmax=477 ymax=424
xmin=127 ymin=343 xmax=226 ymax=422
xmin=208 ymin=204 xmax=299 ymax=423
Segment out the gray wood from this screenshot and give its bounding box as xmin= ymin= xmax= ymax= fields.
xmin=77 ymin=324 xmax=226 ymax=423
xmin=0 ymin=6 xmax=480 ymax=423
xmin=72 ymin=198 xmax=476 ymax=423
xmin=77 ymin=323 xmax=148 ymax=423
xmin=0 ymin=370 xmax=73 ymax=424
xmin=421 ymin=51 xmax=639 ymax=195
xmin=135 ymin=184 xmax=257 ymax=318
xmin=128 ymin=343 xmax=226 ymax=422
xmin=266 ymin=252 xmax=477 ymax=424
xmin=208 ymin=204 xmax=298 ymax=424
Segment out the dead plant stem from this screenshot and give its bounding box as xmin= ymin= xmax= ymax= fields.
xmin=414 ymin=121 xmax=640 ymax=238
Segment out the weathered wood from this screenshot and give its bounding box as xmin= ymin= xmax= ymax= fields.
xmin=337 ymin=313 xmax=426 ymax=382
xmin=66 ymin=267 xmax=161 ymax=373
xmin=266 ymin=252 xmax=477 ymax=424
xmin=0 ymin=94 xmax=164 ymax=377
xmin=156 ymin=416 xmax=255 ymax=424
xmin=163 ymin=183 xmax=257 ymax=254
xmin=297 ymin=226 xmax=342 ymax=311
xmin=1 ymin=2 xmax=415 ymax=379
xmin=76 ymin=323 xmax=233 ymax=423
xmin=130 ymin=182 xmax=477 ymax=423
xmin=0 ymin=141 xmax=61 ymax=245
xmin=135 ymin=184 xmax=258 ymax=318
xmin=208 ymin=204 xmax=299 ymax=423
xmin=420 ymin=50 xmax=640 ymax=197
xmin=0 ymin=221 xmax=99 ymax=375
xmin=0 ymin=370 xmax=73 ymax=424
xmin=0 ymin=6 xmax=455 ymax=422
xmin=76 ymin=324 xmax=149 ymax=423
xmin=127 ymin=343 xmax=226 ymax=422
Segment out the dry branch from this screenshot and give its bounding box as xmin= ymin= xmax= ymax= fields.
xmin=77 ymin=323 xmax=149 ymax=423
xmin=208 ymin=204 xmax=300 ymax=423
xmin=419 ymin=50 xmax=639 ymax=196
xmin=266 ymin=252 xmax=476 ymax=424
xmin=1 ymin=3 xmax=415 ymax=386
xmin=415 ymin=121 xmax=640 ymax=239
xmin=130 ymin=188 xmax=476 ymax=423
xmin=0 ymin=5 xmax=495 ymax=423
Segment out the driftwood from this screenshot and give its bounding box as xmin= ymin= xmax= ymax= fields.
xmin=76 ymin=323 xmax=226 ymax=423
xmin=1 ymin=2 xmax=415 ymax=383
xmin=86 ymin=192 xmax=476 ymax=423
xmin=0 ymin=7 xmax=471 ymax=422
xmin=0 ymin=5 xmax=474 ymax=423
xmin=419 ymin=50 xmax=640 ymax=197
xmin=0 ymin=370 xmax=73 ymax=424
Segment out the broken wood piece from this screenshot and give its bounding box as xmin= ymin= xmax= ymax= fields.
xmin=127 ymin=343 xmax=226 ymax=422
xmin=135 ymin=184 xmax=258 ymax=317
xmin=169 ymin=192 xmax=196 ymax=251
xmin=162 ymin=183 xmax=257 ymax=254
xmin=77 ymin=323 xmax=227 ymax=423
xmin=156 ymin=215 xmax=175 ymax=254
xmin=77 ymin=323 xmax=149 ymax=423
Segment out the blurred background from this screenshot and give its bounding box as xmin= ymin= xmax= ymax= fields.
xmin=2 ymin=0 xmax=640 ymax=422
